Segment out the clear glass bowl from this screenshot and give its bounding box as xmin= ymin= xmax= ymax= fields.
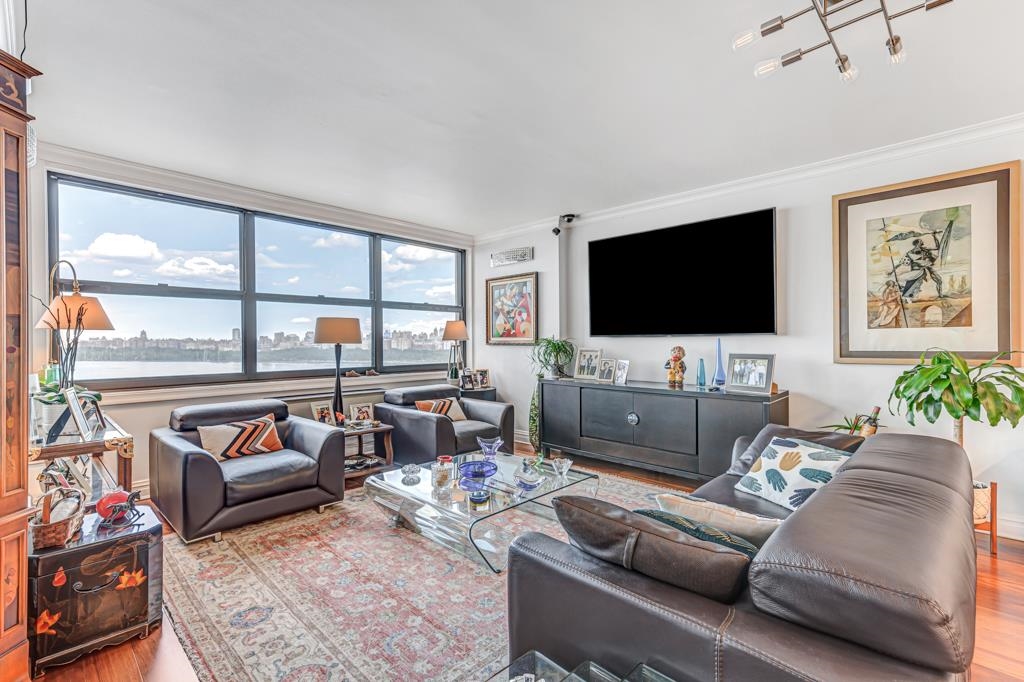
xmin=477 ymin=436 xmax=504 ymax=459
xmin=550 ymin=457 xmax=573 ymax=477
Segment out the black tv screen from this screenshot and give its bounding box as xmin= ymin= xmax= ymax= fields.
xmin=588 ymin=208 xmax=777 ymax=335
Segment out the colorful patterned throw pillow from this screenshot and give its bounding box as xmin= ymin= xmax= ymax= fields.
xmin=414 ymin=398 xmax=467 ymax=421
xmin=198 ymin=413 xmax=285 ymax=460
xmin=733 ymin=437 xmax=852 ymax=511
xmin=633 ymin=509 xmax=758 ymax=559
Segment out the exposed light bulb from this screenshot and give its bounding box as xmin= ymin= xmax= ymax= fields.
xmin=887 ymin=36 xmax=907 ymax=65
xmin=754 ymin=58 xmax=783 ymax=79
xmin=836 ymin=55 xmax=859 ymax=83
xmin=732 ymin=28 xmax=761 ymax=51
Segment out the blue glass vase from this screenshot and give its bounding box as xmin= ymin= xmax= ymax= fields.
xmin=713 ymin=338 xmax=727 ymax=386
xmin=697 ymin=358 xmax=706 ymax=387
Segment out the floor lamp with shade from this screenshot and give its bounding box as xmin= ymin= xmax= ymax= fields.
xmin=442 ymin=320 xmax=469 ymax=385
xmin=34 ymin=259 xmax=113 ymax=389
xmin=314 ymin=317 xmax=363 ymax=421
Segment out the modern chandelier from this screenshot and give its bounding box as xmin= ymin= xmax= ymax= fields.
xmin=732 ymin=0 xmax=953 ymax=83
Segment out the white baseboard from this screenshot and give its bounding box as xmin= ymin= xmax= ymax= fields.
xmin=998 ymin=513 xmax=1024 ymax=542
xmin=514 ymin=429 xmax=530 ymax=445
xmin=133 ymin=478 xmax=150 ymax=500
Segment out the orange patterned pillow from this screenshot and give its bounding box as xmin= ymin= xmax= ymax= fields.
xmin=414 ymin=398 xmax=467 ymax=421
xmin=198 ymin=413 xmax=285 ymax=460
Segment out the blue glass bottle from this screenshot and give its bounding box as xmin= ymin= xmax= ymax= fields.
xmin=713 ymin=338 xmax=727 ymax=386
xmin=697 ymin=358 xmax=706 ymax=387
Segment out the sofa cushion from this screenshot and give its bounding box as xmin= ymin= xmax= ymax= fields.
xmin=171 ymin=399 xmax=289 ymax=432
xmin=633 ymin=509 xmax=758 ymax=559
xmin=197 ymin=413 xmax=285 ymax=460
xmin=454 ymin=419 xmax=500 ymax=453
xmin=415 ymin=398 xmax=467 ymax=421
xmin=689 ymin=474 xmax=791 ymax=520
xmin=727 ymin=424 xmax=864 ymax=476
xmin=553 ymin=496 xmax=751 ymax=603
xmin=221 ymin=449 xmax=319 ymax=506
xmin=838 ymin=432 xmax=974 ymax=505
xmin=749 ymin=466 xmax=976 ymax=673
xmin=655 ymin=493 xmax=783 ymax=546
xmin=734 ymin=437 xmax=852 ymax=511
xmin=383 ymin=383 xmax=460 ymax=406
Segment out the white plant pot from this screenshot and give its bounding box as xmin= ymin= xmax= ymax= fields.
xmin=35 ymin=400 xmax=74 ymax=436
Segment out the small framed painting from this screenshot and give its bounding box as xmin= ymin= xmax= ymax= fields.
xmin=834 ymin=161 xmax=1021 ymax=364
xmin=613 ymin=360 xmax=630 ymax=385
xmin=310 ymin=401 xmax=336 ymax=426
xmin=725 ymin=354 xmax=775 ymax=395
xmin=596 ymin=358 xmax=616 ymax=383
xmin=574 ymin=349 xmax=601 ymax=380
xmin=486 ymin=272 xmax=538 ymax=345
xmin=62 ymin=387 xmax=97 ymax=440
xmin=349 ymin=402 xmax=374 ymax=422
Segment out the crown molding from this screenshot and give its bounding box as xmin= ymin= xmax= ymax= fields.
xmin=474 ymin=111 xmax=1024 ymax=242
xmin=35 ymin=142 xmax=475 ymax=249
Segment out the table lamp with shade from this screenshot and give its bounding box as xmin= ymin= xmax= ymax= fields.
xmin=314 ymin=316 xmax=363 ymax=421
xmin=442 ymin=320 xmax=469 ymax=385
xmin=34 ymin=259 xmax=113 ymax=389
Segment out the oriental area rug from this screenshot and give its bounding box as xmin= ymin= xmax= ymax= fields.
xmin=162 ymin=471 xmax=677 ymax=682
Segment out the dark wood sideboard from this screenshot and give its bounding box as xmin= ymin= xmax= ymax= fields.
xmin=539 ymin=379 xmax=789 ymax=480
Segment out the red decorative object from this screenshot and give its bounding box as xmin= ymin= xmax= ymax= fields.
xmin=51 ymin=567 xmax=65 ymax=588
xmin=96 ymin=490 xmax=131 ymax=520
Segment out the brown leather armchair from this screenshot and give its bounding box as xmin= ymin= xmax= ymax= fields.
xmin=149 ymin=399 xmax=345 ymax=543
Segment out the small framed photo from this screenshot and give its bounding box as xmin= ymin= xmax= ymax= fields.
xmin=613 ymin=360 xmax=630 ymax=386
xmin=725 ymin=354 xmax=775 ymax=395
xmin=475 ymin=369 xmax=491 ymax=388
xmin=310 ymin=401 xmax=336 ymax=426
xmin=349 ymin=402 xmax=374 ymax=422
xmin=460 ymin=369 xmax=477 ymax=390
xmin=574 ymin=349 xmax=602 ymax=380
xmin=61 ymin=387 xmax=96 ymax=440
xmin=596 ymin=358 xmax=616 ymax=384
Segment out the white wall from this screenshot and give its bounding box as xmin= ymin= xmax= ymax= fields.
xmin=476 ymin=114 xmax=1024 ymax=540
xmin=471 ymin=229 xmax=564 ymax=437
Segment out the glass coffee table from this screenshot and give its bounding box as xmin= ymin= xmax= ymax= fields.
xmin=365 ymin=453 xmax=599 ymax=572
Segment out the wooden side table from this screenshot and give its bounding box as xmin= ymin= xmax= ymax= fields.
xmin=28 ymin=417 xmax=134 ymax=508
xmin=342 ymin=424 xmax=394 ymax=480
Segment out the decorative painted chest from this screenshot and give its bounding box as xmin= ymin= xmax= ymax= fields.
xmin=27 ymin=506 xmax=163 ymax=677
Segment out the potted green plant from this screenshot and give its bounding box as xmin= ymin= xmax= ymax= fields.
xmin=33 ymin=381 xmax=102 ymax=433
xmin=527 ymin=337 xmax=577 ymax=450
xmin=888 ymin=348 xmax=1024 ymax=445
xmin=889 ymin=348 xmax=1024 ymax=529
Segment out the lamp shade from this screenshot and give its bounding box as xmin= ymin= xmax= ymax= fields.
xmin=441 ymin=320 xmax=469 ymax=342
xmin=35 ymin=293 xmax=114 ymax=330
xmin=313 ymin=317 xmax=362 ymax=344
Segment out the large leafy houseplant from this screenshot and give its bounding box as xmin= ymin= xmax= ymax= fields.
xmin=889 ymin=349 xmax=1024 ymax=445
xmin=527 ymin=337 xmax=577 ymax=450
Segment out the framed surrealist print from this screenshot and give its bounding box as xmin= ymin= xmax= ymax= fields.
xmin=485 ymin=272 xmax=538 ymax=345
xmin=834 ymin=161 xmax=1021 ymax=364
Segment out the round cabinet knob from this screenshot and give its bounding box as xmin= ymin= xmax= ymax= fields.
xmin=626 ymin=412 xmax=640 ymax=426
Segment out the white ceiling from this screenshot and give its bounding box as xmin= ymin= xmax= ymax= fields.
xmin=21 ymin=0 xmax=1024 ymax=235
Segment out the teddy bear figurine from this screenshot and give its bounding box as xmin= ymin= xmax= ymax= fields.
xmin=664 ymin=345 xmax=686 ymax=387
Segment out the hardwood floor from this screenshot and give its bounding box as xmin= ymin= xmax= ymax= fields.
xmin=43 ymin=454 xmax=1024 ymax=681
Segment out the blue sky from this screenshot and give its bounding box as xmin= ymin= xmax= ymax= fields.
xmin=57 ymin=183 xmax=458 ymax=339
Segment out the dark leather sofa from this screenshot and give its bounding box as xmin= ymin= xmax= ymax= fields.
xmin=374 ymin=384 xmax=514 ymax=464
xmin=149 ymin=399 xmax=346 ymax=543
xmin=508 ymin=427 xmax=977 ymax=680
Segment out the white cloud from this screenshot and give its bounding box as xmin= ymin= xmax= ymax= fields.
xmin=287 ymin=276 xmax=300 ymax=284
xmin=290 ymin=317 xmax=312 ymax=324
xmin=256 ymin=253 xmax=309 ymax=270
xmin=392 ymin=244 xmax=451 ymax=262
xmin=339 ymin=286 xmax=362 ymax=295
xmin=74 ymin=233 xmax=163 ymax=262
xmin=312 ymin=232 xmax=364 ymax=249
xmin=156 ymin=256 xmax=237 ymax=280
xmin=381 ymin=250 xmax=412 ymax=273
xmin=383 ymin=278 xmax=426 ymax=289
xmin=264 ymin=245 xmax=279 ymax=252
xmin=112 ymin=268 xmax=133 ymax=277
xmin=424 ymin=284 xmax=455 ymax=300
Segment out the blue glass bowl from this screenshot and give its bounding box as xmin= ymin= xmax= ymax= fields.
xmin=458 ymin=460 xmax=498 ymax=480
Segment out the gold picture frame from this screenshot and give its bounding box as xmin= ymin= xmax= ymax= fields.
xmin=485 ymin=272 xmax=538 ymax=345
xmin=833 ymin=161 xmax=1021 ymax=364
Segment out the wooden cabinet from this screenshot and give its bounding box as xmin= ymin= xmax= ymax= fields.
xmin=540 ymin=379 xmax=788 ymax=480
xmin=0 ymin=51 xmax=40 ymax=682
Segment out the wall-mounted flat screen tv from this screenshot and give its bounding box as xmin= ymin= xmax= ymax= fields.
xmin=588 ymin=208 xmax=777 ymax=335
